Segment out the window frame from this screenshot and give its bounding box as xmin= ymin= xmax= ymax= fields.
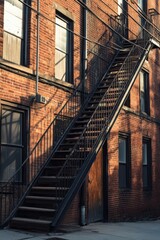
xmin=0 ymin=102 xmax=29 ymax=183
xmin=118 ymin=133 xmax=131 ymax=189
xmin=142 ymin=137 xmax=152 ymax=190
xmin=55 ymin=11 xmax=73 ymax=83
xmin=140 ymin=70 xmax=150 ymax=115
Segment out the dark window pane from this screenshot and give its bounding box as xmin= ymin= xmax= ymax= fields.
xmin=1 ymin=110 xmax=22 ymax=145
xmin=119 ymin=163 xmax=127 ymax=188
xmin=119 ymin=138 xmax=126 ymax=163
xmin=140 ymin=71 xmax=149 ymax=114
xmin=119 ymin=134 xmax=130 ymax=189
xmin=142 ymin=139 xmax=152 ymax=189
xmin=0 ymin=146 xmax=22 ymax=182
xmin=143 ymin=143 xmax=148 ymax=165
xmin=142 ymin=165 xmax=148 ymax=188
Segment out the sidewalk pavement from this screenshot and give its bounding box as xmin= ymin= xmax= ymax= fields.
xmin=1 ymin=220 xmax=160 ymax=240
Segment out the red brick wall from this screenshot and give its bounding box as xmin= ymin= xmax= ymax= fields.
xmin=107 ymin=107 xmax=160 ymax=221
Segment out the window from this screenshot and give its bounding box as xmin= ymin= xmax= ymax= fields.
xmin=3 ymin=0 xmax=30 ymax=65
xmin=119 ymin=134 xmax=131 ymax=189
xmin=140 ymin=70 xmax=150 ymax=114
xmin=138 ymin=0 xmax=147 ymax=38
xmin=138 ymin=0 xmax=147 ymax=13
xmin=117 ymin=0 xmax=128 ymax=38
xmin=0 ymin=104 xmax=28 ymax=182
xmin=55 ymin=12 xmax=73 ymax=82
xmin=142 ymin=138 xmax=152 ymax=189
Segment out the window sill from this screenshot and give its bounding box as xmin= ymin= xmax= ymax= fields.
xmin=0 ymin=58 xmax=33 ymax=75
xmin=0 ymin=58 xmax=75 ymax=92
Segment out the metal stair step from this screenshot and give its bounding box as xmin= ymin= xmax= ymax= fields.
xmin=32 ymin=186 xmax=69 ymax=191
xmin=17 ymin=206 xmax=56 ymax=220
xmin=23 ymin=195 xmax=62 ymax=209
xmin=18 ymin=206 xmax=56 ymax=213
xmin=26 ymin=195 xmax=62 ymax=201
xmin=10 ymin=217 xmax=51 ymax=231
xmin=36 ymin=175 xmax=73 ymax=187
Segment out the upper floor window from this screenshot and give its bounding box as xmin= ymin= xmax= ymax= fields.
xmin=138 ymin=0 xmax=147 ymax=38
xmin=142 ymin=138 xmax=152 ymax=190
xmin=119 ymin=133 xmax=131 ymax=189
xmin=140 ymin=70 xmax=150 ymax=115
xmin=138 ymin=0 xmax=147 ymax=14
xmin=55 ymin=12 xmax=73 ymax=83
xmin=3 ymin=0 xmax=30 ymax=65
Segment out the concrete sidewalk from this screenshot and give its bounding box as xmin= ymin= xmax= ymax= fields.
xmin=0 ymin=220 xmax=160 ymax=240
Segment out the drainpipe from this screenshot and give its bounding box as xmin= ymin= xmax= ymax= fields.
xmin=80 ymin=0 xmax=87 ymax=226
xmin=36 ymin=0 xmax=40 ymax=97
xmin=81 ymin=0 xmax=87 ymax=102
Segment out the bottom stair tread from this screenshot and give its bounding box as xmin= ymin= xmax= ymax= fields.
xmin=10 ymin=217 xmax=52 ymax=231
xmin=11 ymin=217 xmax=51 ymax=224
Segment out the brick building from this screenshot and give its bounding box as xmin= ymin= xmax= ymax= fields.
xmin=0 ymin=0 xmax=160 ymax=231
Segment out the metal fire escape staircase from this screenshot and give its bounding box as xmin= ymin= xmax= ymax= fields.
xmin=9 ymin=36 xmax=158 ymax=231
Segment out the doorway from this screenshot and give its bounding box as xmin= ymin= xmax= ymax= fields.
xmin=87 ymin=141 xmax=108 ymax=223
